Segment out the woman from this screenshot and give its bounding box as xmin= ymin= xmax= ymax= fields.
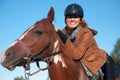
xmin=54 ymin=3 xmax=107 ymax=79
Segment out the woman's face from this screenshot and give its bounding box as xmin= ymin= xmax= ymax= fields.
xmin=66 ymin=15 xmax=81 ymax=29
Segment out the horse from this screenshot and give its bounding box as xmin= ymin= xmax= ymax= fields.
xmin=1 ymin=7 xmax=112 ymax=80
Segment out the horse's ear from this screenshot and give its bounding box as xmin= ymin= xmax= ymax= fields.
xmin=47 ymin=7 xmax=54 ymax=23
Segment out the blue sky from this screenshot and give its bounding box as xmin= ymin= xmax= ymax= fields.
xmin=0 ymin=0 xmax=120 ymax=80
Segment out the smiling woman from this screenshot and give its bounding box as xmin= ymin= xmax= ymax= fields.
xmin=0 ymin=0 xmax=120 ymax=80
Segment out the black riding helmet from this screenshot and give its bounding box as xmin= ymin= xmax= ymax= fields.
xmin=64 ymin=3 xmax=84 ymax=18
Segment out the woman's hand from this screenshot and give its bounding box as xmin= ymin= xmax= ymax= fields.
xmin=54 ymin=26 xmax=58 ymax=32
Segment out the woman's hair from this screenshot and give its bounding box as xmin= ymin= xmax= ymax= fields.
xmin=81 ymin=19 xmax=87 ymax=27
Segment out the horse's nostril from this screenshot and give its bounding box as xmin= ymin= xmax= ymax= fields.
xmin=5 ymin=51 xmax=12 ymax=58
xmin=6 ymin=52 xmax=11 ymax=56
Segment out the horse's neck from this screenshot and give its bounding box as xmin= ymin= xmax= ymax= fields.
xmin=48 ymin=32 xmax=88 ymax=80
xmin=48 ymin=53 xmax=88 ymax=80
xmin=51 ymin=31 xmax=64 ymax=52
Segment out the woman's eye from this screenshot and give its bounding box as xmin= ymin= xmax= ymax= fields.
xmin=35 ymin=30 xmax=42 ymax=35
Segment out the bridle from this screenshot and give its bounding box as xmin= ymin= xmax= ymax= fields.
xmin=16 ymin=29 xmax=60 ymax=79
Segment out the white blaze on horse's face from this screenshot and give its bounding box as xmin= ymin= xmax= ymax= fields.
xmin=1 ymin=41 xmax=18 ymax=62
xmin=1 ymin=25 xmax=34 ymax=64
xmin=3 ymin=40 xmax=18 ymax=52
xmin=19 ymin=25 xmax=35 ymax=40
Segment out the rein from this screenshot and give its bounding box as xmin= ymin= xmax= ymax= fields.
xmin=16 ymin=29 xmax=58 ymax=78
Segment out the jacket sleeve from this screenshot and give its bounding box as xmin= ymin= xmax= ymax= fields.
xmin=63 ymin=28 xmax=95 ymax=60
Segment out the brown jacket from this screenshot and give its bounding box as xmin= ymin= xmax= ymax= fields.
xmin=62 ymin=23 xmax=107 ymax=75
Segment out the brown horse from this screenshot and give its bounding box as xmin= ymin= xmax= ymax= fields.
xmin=1 ymin=7 xmax=97 ymax=80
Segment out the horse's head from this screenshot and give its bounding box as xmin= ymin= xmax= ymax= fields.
xmin=1 ymin=7 xmax=61 ymax=71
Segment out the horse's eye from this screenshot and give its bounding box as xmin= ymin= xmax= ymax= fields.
xmin=34 ymin=30 xmax=42 ymax=35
